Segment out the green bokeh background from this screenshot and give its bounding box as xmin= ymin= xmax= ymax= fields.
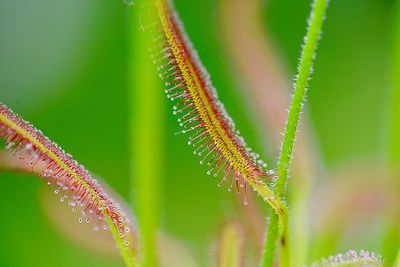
xmin=0 ymin=0 xmax=395 ymax=266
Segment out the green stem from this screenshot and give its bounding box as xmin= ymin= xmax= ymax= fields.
xmin=386 ymin=0 xmax=400 ymax=164
xmin=382 ymin=0 xmax=400 ymax=264
xmin=261 ymin=0 xmax=329 ymax=266
xmin=129 ymin=2 xmax=163 ymax=267
xmin=249 ymin=181 xmax=290 ymax=267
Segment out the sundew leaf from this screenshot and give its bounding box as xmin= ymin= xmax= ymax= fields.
xmin=0 ymin=103 xmax=137 ymax=267
xmin=143 ymin=0 xmax=275 ymax=203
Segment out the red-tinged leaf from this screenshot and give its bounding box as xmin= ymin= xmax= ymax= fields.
xmin=142 ymin=0 xmax=274 ymax=201
xmin=0 ymin=103 xmax=136 ymax=265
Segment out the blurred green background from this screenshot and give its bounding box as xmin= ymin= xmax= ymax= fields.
xmin=0 ymin=0 xmax=396 ymax=266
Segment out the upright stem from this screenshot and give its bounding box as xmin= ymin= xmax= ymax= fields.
xmin=382 ymin=0 xmax=400 ymax=264
xmin=129 ymin=2 xmax=163 ymax=267
xmin=261 ymin=0 xmax=329 ymax=266
xmin=250 ymin=181 xmax=290 ymax=267
xmin=386 ymin=0 xmax=400 ymax=164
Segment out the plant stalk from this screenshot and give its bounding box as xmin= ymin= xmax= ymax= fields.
xmin=129 ymin=2 xmax=163 ymax=267
xmin=260 ymin=0 xmax=329 ymax=266
xmin=382 ymin=0 xmax=400 ymax=264
xmin=249 ymin=181 xmax=290 ymax=267
xmin=386 ymin=0 xmax=400 ymax=164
